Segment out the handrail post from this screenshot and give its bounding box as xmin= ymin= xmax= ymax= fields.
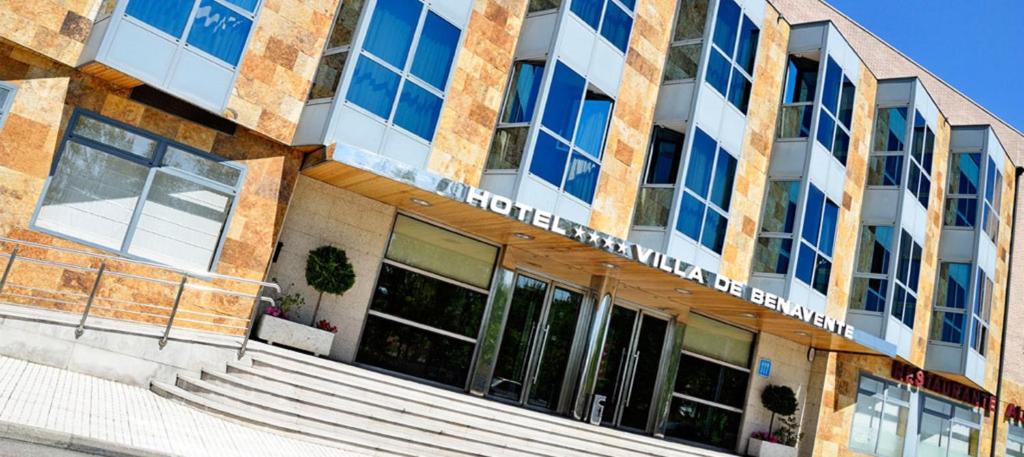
xmin=0 ymin=246 xmax=19 ymax=294
xmin=160 ymin=276 xmax=188 ymax=349
xmin=75 ymin=262 xmax=106 ymax=338
xmin=237 ymin=288 xmax=266 ymax=359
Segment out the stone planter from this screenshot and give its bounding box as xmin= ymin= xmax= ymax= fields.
xmin=256 ymin=315 xmax=334 ymax=357
xmin=748 ymin=438 xmax=797 ymax=457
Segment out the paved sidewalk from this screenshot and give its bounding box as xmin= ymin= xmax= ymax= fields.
xmin=0 ymin=356 xmax=356 ymax=457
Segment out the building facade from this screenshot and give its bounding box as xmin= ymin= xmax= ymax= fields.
xmin=2 ymin=0 xmax=1024 ymax=456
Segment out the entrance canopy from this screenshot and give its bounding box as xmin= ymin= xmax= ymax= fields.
xmin=303 ymin=144 xmax=897 ymax=358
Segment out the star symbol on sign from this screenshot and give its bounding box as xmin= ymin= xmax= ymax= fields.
xmin=573 ymin=226 xmax=587 ymax=240
xmin=617 ymin=241 xmax=630 ymax=255
xmin=603 ymin=237 xmax=616 ymax=250
xmin=588 ymin=231 xmax=602 ymax=244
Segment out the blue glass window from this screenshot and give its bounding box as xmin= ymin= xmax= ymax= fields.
xmin=575 ymin=96 xmax=613 ymax=159
xmin=646 ymin=128 xmax=684 ymax=185
xmin=186 ymin=0 xmax=253 ymax=66
xmin=542 ymin=62 xmax=586 ymax=141
xmin=861 ymin=279 xmax=888 ymax=312
xmin=394 ymin=82 xmax=443 ymax=141
xmin=346 ymin=0 xmax=463 ymax=144
xmin=126 ymin=0 xmax=194 ymax=37
xmin=600 ymin=3 xmax=633 ymax=52
xmin=890 ymin=230 xmax=920 ymax=327
xmin=570 ymin=0 xmax=603 ymax=29
xmin=706 ymin=0 xmax=758 ymax=113
xmin=816 ymin=57 xmax=854 ymax=165
xmin=783 ymin=56 xmax=818 ymax=104
xmin=735 ymin=17 xmax=759 ymax=74
xmin=705 ymin=50 xmax=731 ymax=98
xmin=852 ymin=226 xmax=894 ymax=314
xmin=410 ymin=13 xmax=460 ymax=91
xmin=501 ymin=62 xmax=545 ymax=124
xmin=941 ymin=263 xmax=971 ymax=309
xmin=223 ymin=0 xmax=258 ymax=12
xmin=874 ymin=107 xmax=907 ymax=152
xmin=801 ymin=185 xmax=824 ymax=244
xmin=892 ymin=284 xmax=916 ymax=327
xmin=529 ymin=131 xmax=571 ymax=187
xmin=362 ymin=0 xmax=421 ymax=68
xmin=711 ymin=0 xmax=740 ymax=55
xmin=933 ymin=312 xmax=965 ymax=344
xmin=816 ymin=112 xmax=835 ymax=151
xmin=347 ymin=57 xmax=402 ymax=119
xmin=905 ymin=111 xmax=933 ymax=209
xmin=983 ymin=157 xmax=1002 ymax=241
xmin=676 ymin=128 xmax=736 ymax=254
xmin=821 ymin=57 xmax=842 ymax=114
xmin=797 ymin=184 xmax=838 ymax=295
xmin=530 ymin=61 xmax=612 ymax=205
xmin=945 ymin=152 xmax=981 ymax=227
xmin=564 ymin=153 xmax=600 ymax=203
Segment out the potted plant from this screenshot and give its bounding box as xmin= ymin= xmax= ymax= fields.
xmin=748 ymin=385 xmax=802 ymax=457
xmin=305 ymin=245 xmax=355 ymax=325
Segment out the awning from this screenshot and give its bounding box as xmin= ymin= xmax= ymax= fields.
xmin=302 ymin=144 xmax=897 ymax=358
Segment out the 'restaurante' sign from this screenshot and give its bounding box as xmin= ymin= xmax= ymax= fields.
xmin=890 ymin=361 xmax=996 ymax=413
xmin=465 ymin=187 xmax=857 ymax=341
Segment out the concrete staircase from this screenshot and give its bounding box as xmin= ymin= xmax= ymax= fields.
xmin=152 ymin=342 xmax=732 ymax=457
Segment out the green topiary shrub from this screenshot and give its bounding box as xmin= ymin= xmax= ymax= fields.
xmin=305 ymin=245 xmax=355 ymax=325
xmin=761 ymin=384 xmax=798 ymax=435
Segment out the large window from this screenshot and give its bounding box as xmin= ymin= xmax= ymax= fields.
xmin=529 ymin=61 xmax=613 ymax=204
xmin=0 ymin=82 xmax=14 ymax=130
xmin=753 ymin=180 xmax=800 ymax=274
xmin=892 ymin=231 xmax=921 ymax=328
xmin=569 ymin=0 xmax=635 ymax=52
xmin=931 ymin=262 xmax=970 ymax=344
xmin=125 ymin=0 xmax=260 ymax=66
xmin=867 ymin=107 xmax=907 ymax=187
xmin=969 ymin=268 xmax=992 ymax=355
xmin=309 ymin=0 xmax=367 ymax=100
xmin=664 ymin=0 xmax=707 ymax=82
xmin=345 ymin=0 xmax=462 ymax=142
xmin=665 ymin=314 xmax=753 ymax=450
xmin=357 ymin=215 xmax=498 ymax=388
xmin=487 ymin=61 xmax=546 ymax=170
xmin=918 ymin=396 xmax=982 ymax=457
xmin=778 ymin=55 xmax=818 ymax=138
xmin=676 ymin=127 xmax=737 ymax=254
xmin=1008 ymin=424 xmax=1024 ymax=457
xmin=795 ymin=184 xmax=838 ymax=295
xmin=945 ymin=152 xmax=981 ymax=228
xmin=633 ymin=127 xmax=684 ymax=227
xmin=983 ymin=157 xmax=1002 ymax=242
xmin=33 ymin=111 xmax=244 ymax=272
xmin=850 ymin=225 xmax=893 ymax=313
xmin=815 ymin=57 xmax=855 ymax=165
xmin=704 ymin=0 xmax=758 ymax=113
xmin=907 ymin=111 xmax=934 ymax=208
xmin=849 ymin=376 xmax=910 ymax=457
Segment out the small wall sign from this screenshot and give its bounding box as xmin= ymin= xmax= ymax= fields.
xmin=758 ymin=358 xmax=772 ymax=378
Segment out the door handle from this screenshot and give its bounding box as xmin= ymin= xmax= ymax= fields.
xmin=624 ymin=350 xmax=640 ymax=407
xmin=532 ymin=325 xmax=550 ymax=385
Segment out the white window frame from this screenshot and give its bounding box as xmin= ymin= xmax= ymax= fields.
xmin=0 ymin=82 xmax=15 ymax=130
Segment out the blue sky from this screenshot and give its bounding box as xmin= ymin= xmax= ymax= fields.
xmin=826 ymin=0 xmax=1024 ymax=132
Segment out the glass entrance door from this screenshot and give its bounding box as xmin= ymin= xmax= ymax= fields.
xmin=489 ymin=274 xmax=586 ymax=413
xmin=592 ymin=304 xmax=670 ymax=431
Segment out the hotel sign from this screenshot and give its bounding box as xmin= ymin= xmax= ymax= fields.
xmin=465 ymin=187 xmax=857 ymax=341
xmin=890 ymin=361 xmax=996 ymax=413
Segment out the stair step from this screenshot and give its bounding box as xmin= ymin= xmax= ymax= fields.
xmin=173 ymin=373 xmax=540 ymax=457
xmin=150 ymin=381 xmax=391 ymax=457
xmin=199 ymin=368 xmax=592 ymax=457
xmin=245 ymin=345 xmax=721 ymax=457
xmin=225 ymin=361 xmax=641 ymax=457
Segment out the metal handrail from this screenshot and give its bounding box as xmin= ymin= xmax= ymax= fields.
xmin=0 ymin=237 xmax=279 ymax=358
xmin=0 ymin=237 xmax=280 ymax=292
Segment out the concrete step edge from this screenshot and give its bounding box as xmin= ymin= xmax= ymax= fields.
xmin=223 ymin=362 xmax=639 ymax=457
xmin=173 ymin=374 xmax=523 ymax=457
xmin=150 ymin=380 xmax=412 ymax=457
xmin=199 ymin=368 xmax=590 ymax=457
xmin=247 ymin=352 xmax=712 ymax=457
